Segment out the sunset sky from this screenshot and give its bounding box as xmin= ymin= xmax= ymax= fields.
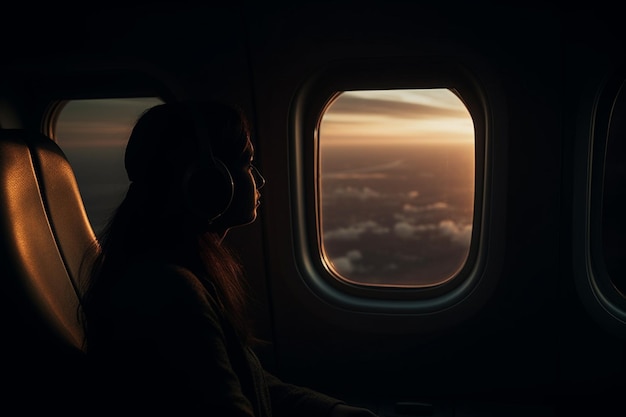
xmin=55 ymin=97 xmax=163 ymax=147
xmin=319 ymin=88 xmax=474 ymax=146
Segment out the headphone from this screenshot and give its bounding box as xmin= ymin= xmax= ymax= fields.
xmin=181 ymin=101 xmax=235 ymax=224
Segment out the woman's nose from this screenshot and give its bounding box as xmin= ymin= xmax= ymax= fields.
xmin=252 ymin=165 xmax=266 ymax=189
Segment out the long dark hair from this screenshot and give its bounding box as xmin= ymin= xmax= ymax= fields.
xmin=79 ymin=100 xmax=253 ymax=348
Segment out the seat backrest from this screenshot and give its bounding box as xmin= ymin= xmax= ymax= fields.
xmin=0 ymin=129 xmax=97 ymax=407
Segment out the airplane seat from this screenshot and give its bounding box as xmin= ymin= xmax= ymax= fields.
xmin=0 ymin=129 xmax=97 ymax=409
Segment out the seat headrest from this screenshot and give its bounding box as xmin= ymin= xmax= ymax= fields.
xmin=0 ymin=129 xmax=97 ymax=350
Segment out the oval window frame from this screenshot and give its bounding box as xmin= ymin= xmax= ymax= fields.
xmin=290 ymin=57 xmax=506 ymax=313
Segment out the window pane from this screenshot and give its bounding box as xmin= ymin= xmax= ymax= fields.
xmin=601 ymin=82 xmax=626 ymax=296
xmin=54 ymin=98 xmax=163 ymax=234
xmin=318 ymin=89 xmax=475 ymax=287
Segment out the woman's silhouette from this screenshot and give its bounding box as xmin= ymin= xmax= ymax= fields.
xmin=80 ymin=101 xmax=378 ymax=416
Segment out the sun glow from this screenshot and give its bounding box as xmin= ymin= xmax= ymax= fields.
xmin=320 ymin=89 xmax=474 ymax=146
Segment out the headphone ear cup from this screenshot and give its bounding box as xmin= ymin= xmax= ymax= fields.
xmin=183 ymin=158 xmax=234 ymax=223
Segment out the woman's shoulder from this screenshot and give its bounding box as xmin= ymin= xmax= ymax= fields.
xmin=112 ymin=259 xmax=216 ymax=312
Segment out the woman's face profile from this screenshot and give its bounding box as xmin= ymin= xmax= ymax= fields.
xmin=218 ymin=138 xmax=265 ymax=230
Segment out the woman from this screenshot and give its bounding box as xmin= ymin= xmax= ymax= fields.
xmin=80 ymin=100 xmax=379 ymax=416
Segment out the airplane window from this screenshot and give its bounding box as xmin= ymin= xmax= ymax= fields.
xmin=54 ymin=97 xmax=163 ymax=234
xmin=600 ymin=82 xmax=626 ymax=297
xmin=575 ymin=72 xmax=626 ymax=335
xmin=318 ymin=89 xmax=475 ymax=287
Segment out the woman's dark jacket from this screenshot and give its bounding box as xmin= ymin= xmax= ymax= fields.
xmin=86 ymin=261 xmax=342 ymax=416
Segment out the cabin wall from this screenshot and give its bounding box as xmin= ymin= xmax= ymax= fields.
xmin=0 ymin=2 xmax=624 ymax=413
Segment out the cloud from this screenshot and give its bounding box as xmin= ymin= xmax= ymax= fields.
xmin=439 ymin=220 xmax=472 ymax=245
xmin=429 ymin=202 xmax=449 ymax=210
xmin=324 ymin=173 xmax=388 ymax=180
xmin=394 ymin=222 xmax=415 ymax=238
xmin=394 ymin=221 xmax=438 ymax=238
xmin=330 ymin=250 xmax=363 ymax=275
xmin=402 ymin=201 xmax=449 ymax=213
xmin=330 ymin=186 xmax=382 ymax=200
xmin=323 ymin=220 xmax=389 ymax=241
xmin=323 ymin=160 xmax=403 ymax=180
xmin=393 ymin=219 xmax=472 ymax=244
xmin=331 ymin=257 xmax=353 ymax=275
xmin=345 ymin=250 xmax=363 ymax=260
